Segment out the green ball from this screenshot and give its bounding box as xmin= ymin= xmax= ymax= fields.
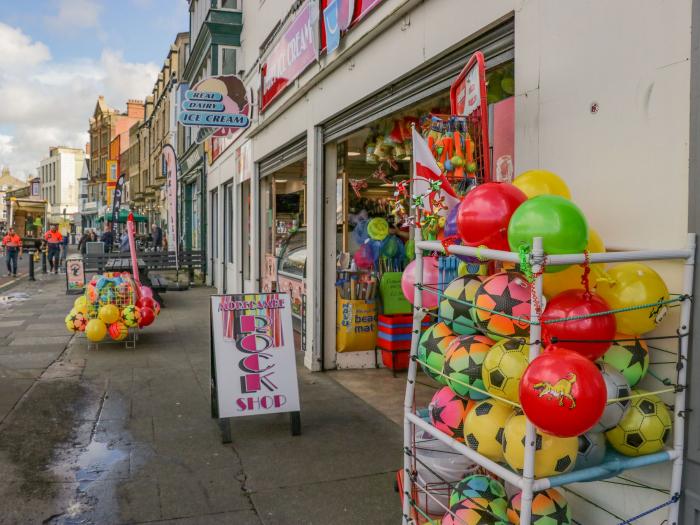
xmin=417 ymin=322 xmax=456 ymax=385
xmin=602 ymin=337 xmax=649 ymax=387
xmin=507 ymin=195 xmax=588 ymax=273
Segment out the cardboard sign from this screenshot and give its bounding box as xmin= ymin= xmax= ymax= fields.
xmin=65 ymin=256 xmax=85 ymax=294
xmin=210 ymin=293 xmax=301 ymax=418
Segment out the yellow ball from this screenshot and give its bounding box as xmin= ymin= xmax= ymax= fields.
xmin=502 ymin=415 xmax=578 ymax=478
xmin=85 ymin=319 xmax=107 ymax=342
xmin=463 ymin=399 xmax=515 ymax=462
xmin=606 ymin=390 xmax=671 ymax=457
xmin=98 ymin=304 xmax=121 ymax=325
xmin=65 ymin=309 xmax=78 ymax=333
xmin=543 ymin=229 xmax=607 ymax=298
xmin=513 ymin=170 xmax=571 ymax=200
xmin=482 ymin=339 xmax=529 ymax=403
xmin=74 ymin=295 xmax=87 ymax=311
xmin=596 ymin=263 xmax=669 ymax=334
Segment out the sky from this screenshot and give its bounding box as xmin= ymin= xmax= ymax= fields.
xmin=0 ymin=0 xmax=189 ymax=180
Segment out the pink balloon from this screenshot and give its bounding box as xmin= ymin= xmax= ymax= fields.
xmin=140 ymin=286 xmax=154 ymax=298
xmin=354 ymin=243 xmax=374 ymax=269
xmin=401 ymin=256 xmax=440 ymax=310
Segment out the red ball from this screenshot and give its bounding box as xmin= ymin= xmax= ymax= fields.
xmin=519 ymin=347 xmax=606 ymax=437
xmin=542 ymin=290 xmax=616 ymax=360
xmin=138 ymin=307 xmax=155 ymax=327
xmin=456 ymin=182 xmax=527 ymax=251
xmin=136 ymin=297 xmax=156 ymax=311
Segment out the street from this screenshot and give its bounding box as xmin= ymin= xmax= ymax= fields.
xmin=0 ymin=275 xmax=402 ymax=524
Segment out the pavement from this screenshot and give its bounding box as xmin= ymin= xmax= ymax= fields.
xmin=0 ymin=274 xmax=403 ymax=524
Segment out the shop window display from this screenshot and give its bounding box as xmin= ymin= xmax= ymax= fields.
xmin=333 ymin=61 xmax=514 ymax=365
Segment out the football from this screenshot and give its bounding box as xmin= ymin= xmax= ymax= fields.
xmin=463 ymin=400 xmax=515 ymax=462
xmin=482 ymin=339 xmax=529 ymax=403
xmin=429 ymin=386 xmax=473 ymax=441
xmin=576 ymin=431 xmax=607 ymax=469
xmin=602 ymin=333 xmax=650 ymax=387
xmin=606 ymin=390 xmax=672 ymax=457
xmin=473 ymin=272 xmax=531 ymax=341
xmin=448 ymin=474 xmax=508 ymax=521
xmin=439 ymin=275 xmax=485 ymax=335
xmin=443 ymin=334 xmax=494 ymax=399
xmin=417 ymin=322 xmax=457 ymax=385
xmin=507 ymin=488 xmax=572 ymax=525
xmin=592 ymin=362 xmax=632 ymax=432
xmin=502 ymin=415 xmax=578 ymax=478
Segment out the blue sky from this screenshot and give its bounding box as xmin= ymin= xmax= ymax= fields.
xmin=1 ymin=0 xmax=189 ymax=64
xmin=0 ymin=0 xmax=189 ymax=179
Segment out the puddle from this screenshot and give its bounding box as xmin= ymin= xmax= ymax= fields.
xmin=0 ymin=292 xmax=30 ymax=303
xmin=74 ymin=440 xmax=128 ymax=491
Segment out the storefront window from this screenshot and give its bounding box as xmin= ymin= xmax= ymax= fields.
xmin=259 ymin=159 xmax=307 ymax=324
xmin=241 ymin=179 xmax=251 ymax=281
xmin=331 ymin=60 xmax=515 ymax=358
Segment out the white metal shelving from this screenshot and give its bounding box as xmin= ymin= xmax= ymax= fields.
xmin=402 ymin=228 xmax=695 ymax=525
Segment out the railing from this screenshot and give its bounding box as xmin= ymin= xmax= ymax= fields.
xmin=84 ymin=250 xmax=204 ymax=281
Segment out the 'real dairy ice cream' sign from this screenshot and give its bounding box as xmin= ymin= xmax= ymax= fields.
xmin=178 ymin=75 xmax=251 ymax=142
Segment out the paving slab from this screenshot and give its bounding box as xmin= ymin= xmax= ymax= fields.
xmin=251 ymin=472 xmax=399 ymax=525
xmin=10 ymin=335 xmax=72 ymax=346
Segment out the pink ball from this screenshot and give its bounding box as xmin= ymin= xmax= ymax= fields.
xmin=401 ymin=256 xmax=440 ymax=310
xmin=140 ymin=286 xmax=154 ymax=298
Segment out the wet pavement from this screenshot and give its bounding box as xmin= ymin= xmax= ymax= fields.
xmin=0 ymin=274 xmax=403 ymax=524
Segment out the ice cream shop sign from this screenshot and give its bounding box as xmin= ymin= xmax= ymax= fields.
xmin=178 ymin=74 xmax=251 ymax=141
xmin=260 ymin=0 xmax=319 ymax=111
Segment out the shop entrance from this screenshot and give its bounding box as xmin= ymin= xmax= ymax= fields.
xmin=323 ymin=58 xmax=515 ymax=417
xmin=260 ymin=159 xmax=307 ymax=332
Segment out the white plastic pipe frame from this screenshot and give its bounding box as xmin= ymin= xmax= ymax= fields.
xmin=402 ymin=233 xmax=695 ymax=525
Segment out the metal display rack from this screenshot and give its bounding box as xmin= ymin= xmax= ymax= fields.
xmin=402 ymin=228 xmax=695 ymax=525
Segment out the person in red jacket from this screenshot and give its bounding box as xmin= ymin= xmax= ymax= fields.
xmin=2 ymin=227 xmax=22 ymax=277
xmin=44 ymin=224 xmax=63 ymax=274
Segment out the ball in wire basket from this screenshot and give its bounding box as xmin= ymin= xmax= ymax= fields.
xmin=439 ymin=275 xmax=485 ymax=335
xmin=473 ymin=272 xmax=531 ymax=341
xmin=502 ymin=415 xmax=578 ymax=478
xmin=442 ymin=500 xmax=509 ymax=525
xmin=507 ymin=488 xmax=572 ymax=525
xmin=442 ymin=334 xmax=494 ymax=399
xmin=463 ymin=400 xmax=515 ymax=463
xmin=482 ymin=339 xmax=529 ymax=404
xmin=429 ymin=386 xmax=474 ymax=441
xmin=575 ymin=431 xmax=607 ymax=470
xmin=601 ymin=333 xmax=650 ymax=387
xmin=448 ymin=474 xmax=508 ymax=520
xmin=605 ymin=390 xmax=672 ymax=457
xmin=592 ymin=362 xmax=632 ymax=432
xmin=418 ymin=322 xmax=457 ymax=385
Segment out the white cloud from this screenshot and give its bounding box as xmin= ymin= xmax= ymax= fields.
xmin=0 ymin=23 xmax=51 ymax=70
xmin=45 ymin=0 xmax=103 ymax=32
xmin=0 ymin=23 xmax=158 ymax=180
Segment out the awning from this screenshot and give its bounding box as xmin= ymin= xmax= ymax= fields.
xmin=96 ymin=209 xmax=148 ymax=223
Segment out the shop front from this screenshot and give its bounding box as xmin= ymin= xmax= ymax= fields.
xmin=320 ymin=25 xmax=515 ymax=370
xmin=179 ymin=145 xmax=206 ymax=276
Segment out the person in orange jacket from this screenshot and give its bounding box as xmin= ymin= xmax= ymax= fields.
xmin=44 ymin=224 xmax=63 ymax=274
xmin=2 ymin=227 xmax=23 ymax=277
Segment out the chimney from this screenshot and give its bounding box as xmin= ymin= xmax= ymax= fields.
xmin=145 ymin=96 xmax=154 ymax=118
xmin=126 ymin=99 xmax=145 ymax=119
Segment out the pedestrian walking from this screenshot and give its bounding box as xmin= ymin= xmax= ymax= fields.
xmin=44 ymin=224 xmax=63 ymax=274
xmin=101 ymin=225 xmax=114 ymax=253
xmin=2 ymin=227 xmax=22 ymax=277
xmin=151 ymin=223 xmax=163 ymax=251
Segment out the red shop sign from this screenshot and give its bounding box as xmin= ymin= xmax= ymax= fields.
xmin=260 ymin=1 xmax=318 ymax=111
xmin=319 ymin=0 xmax=384 ymax=50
